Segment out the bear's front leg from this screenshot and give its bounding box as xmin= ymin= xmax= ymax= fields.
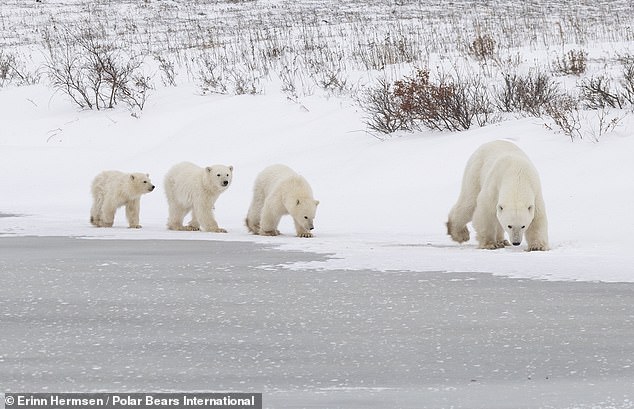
xmin=473 ymin=213 xmax=503 ymax=249
xmin=526 ymin=241 xmax=548 ymax=252
xmin=194 ymin=201 xmax=226 ymax=233
xmin=525 ymin=206 xmax=549 ymax=251
xmin=259 ymin=207 xmax=282 ymax=236
xmin=494 ymin=224 xmax=510 ymax=247
xmin=293 ymin=220 xmax=313 ymax=238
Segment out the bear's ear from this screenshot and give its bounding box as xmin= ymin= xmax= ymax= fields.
xmin=229 ymin=165 xmax=234 ymax=172
xmin=314 ymin=200 xmax=320 ymax=206
xmin=146 ymin=173 xmax=150 ymax=177
xmin=296 ymin=199 xmax=301 ymax=206
xmin=528 ymin=205 xmax=533 ymax=212
xmin=130 ymin=174 xmax=135 ymax=181
xmin=206 ymin=166 xmax=212 ymax=173
xmin=497 ymin=205 xmax=503 ymax=211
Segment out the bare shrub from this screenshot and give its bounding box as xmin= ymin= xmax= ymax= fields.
xmin=619 ymin=55 xmax=634 ymax=105
xmin=586 ymin=107 xmax=624 ymax=141
xmin=355 ymin=29 xmax=419 ymax=70
xmin=468 ymin=34 xmax=496 ymax=61
xmin=154 ymin=54 xmax=177 ymax=87
xmin=45 ymin=28 xmax=150 ymax=111
xmin=553 ymin=49 xmax=587 ymax=76
xmin=122 ymin=74 xmax=153 ymax=115
xmin=495 ymin=71 xmax=561 ymax=116
xmin=545 ymin=95 xmax=623 ymax=141
xmin=198 ymin=56 xmax=228 ymax=95
xmin=579 ymin=75 xmax=623 ymax=109
xmin=0 ymin=51 xmax=39 ymax=87
xmin=392 ymin=68 xmax=494 ymax=132
xmin=197 ymin=53 xmax=263 ymax=95
xmin=362 ymin=79 xmax=410 ymax=134
xmin=0 ymin=51 xmax=18 ymax=87
xmin=544 ymin=93 xmax=581 ymax=140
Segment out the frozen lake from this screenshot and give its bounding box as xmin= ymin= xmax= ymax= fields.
xmin=1 ymin=237 xmax=633 ymax=408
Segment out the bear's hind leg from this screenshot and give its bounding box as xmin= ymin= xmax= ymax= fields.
xmin=167 ymin=202 xmax=190 ymax=231
xmin=245 ymin=216 xmax=260 ymax=234
xmin=187 ymin=208 xmax=201 ymax=231
xmin=126 ymin=198 xmax=142 ymax=229
xmin=447 ymin=201 xmax=475 ymax=243
xmin=90 ymin=194 xmax=103 ymax=227
xmin=245 ymin=190 xmax=265 ymax=234
xmin=447 ymin=174 xmax=481 ymax=243
xmin=99 ymin=199 xmax=117 ymax=228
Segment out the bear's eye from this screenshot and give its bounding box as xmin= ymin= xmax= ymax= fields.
xmin=143 ymin=181 xmax=147 ymax=184
xmin=507 ymin=225 xmax=512 ymax=229
xmin=304 ymin=216 xmax=308 ymax=220
xmin=521 ymin=226 xmax=526 ymax=229
xmin=217 ymin=174 xmax=221 ymax=177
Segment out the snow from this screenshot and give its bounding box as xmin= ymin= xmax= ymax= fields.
xmin=1 ymin=81 xmax=633 ymax=282
xmin=2 ymin=2 xmax=634 ymax=407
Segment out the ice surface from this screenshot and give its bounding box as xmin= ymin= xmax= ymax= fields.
xmin=1 ymin=237 xmax=633 ymax=408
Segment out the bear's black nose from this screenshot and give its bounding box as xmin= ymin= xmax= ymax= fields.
xmin=150 ymin=186 xmax=155 ymax=191
xmin=512 ymin=242 xmax=521 ymax=246
xmin=222 ymin=181 xmax=228 ymax=186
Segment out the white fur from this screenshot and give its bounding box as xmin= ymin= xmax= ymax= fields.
xmin=447 ymin=140 xmax=549 ymax=251
xmin=90 ymin=171 xmax=155 ymax=228
xmin=164 ymin=161 xmax=233 ymax=232
xmin=246 ymin=164 xmax=319 ymax=238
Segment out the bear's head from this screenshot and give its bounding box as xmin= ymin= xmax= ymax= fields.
xmin=496 ymin=203 xmax=535 ymax=246
xmin=204 ymin=165 xmax=233 ymax=191
xmin=290 ymin=198 xmax=320 ymax=232
xmin=130 ymin=173 xmax=155 ymax=194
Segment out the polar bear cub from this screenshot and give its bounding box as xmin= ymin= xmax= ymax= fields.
xmin=90 ymin=171 xmax=155 ymax=228
xmin=246 ymin=164 xmax=319 ymax=238
xmin=164 ymin=161 xmax=233 ymax=232
xmin=447 ymin=140 xmax=549 ymax=251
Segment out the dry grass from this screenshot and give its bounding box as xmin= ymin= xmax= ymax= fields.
xmin=0 ymin=0 xmax=633 ymax=135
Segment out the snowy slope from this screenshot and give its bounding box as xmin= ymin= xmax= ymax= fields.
xmin=1 ymin=82 xmax=633 ymax=282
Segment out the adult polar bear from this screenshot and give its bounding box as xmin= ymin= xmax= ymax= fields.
xmin=246 ymin=164 xmax=319 ymax=238
xmin=447 ymin=140 xmax=549 ymax=251
xmin=164 ymin=161 xmax=233 ymax=232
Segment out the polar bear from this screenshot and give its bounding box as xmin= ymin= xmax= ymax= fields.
xmin=90 ymin=171 xmax=155 ymax=228
xmin=446 ymin=140 xmax=549 ymax=251
xmin=164 ymin=161 xmax=233 ymax=232
xmin=246 ymin=164 xmax=319 ymax=238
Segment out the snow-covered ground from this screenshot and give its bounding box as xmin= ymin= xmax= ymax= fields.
xmin=1 ymin=80 xmax=633 ymax=282
xmin=1 ymin=1 xmax=632 ymax=285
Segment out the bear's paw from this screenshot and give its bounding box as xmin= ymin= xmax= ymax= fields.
xmin=447 ymin=221 xmax=470 ymax=243
xmin=526 ymin=242 xmax=548 ymax=252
